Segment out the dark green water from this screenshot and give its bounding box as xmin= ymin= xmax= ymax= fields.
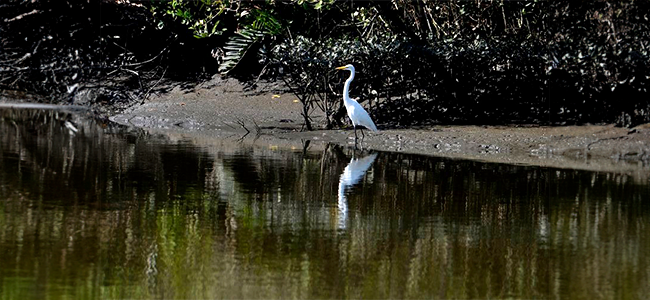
xmin=1 ymin=108 xmax=649 ymax=299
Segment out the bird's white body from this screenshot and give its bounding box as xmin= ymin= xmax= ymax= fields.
xmin=337 ymin=64 xmax=378 ymax=133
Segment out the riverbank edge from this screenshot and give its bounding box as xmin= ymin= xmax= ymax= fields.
xmin=110 ymin=77 xmax=650 ymax=180
xmin=3 ymin=76 xmax=649 ymax=180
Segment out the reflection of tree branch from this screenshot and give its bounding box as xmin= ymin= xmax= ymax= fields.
xmin=302 ymin=139 xmax=311 ymax=155
xmin=252 ymin=119 xmax=261 ymax=137
xmin=235 ymin=131 xmax=249 ymax=143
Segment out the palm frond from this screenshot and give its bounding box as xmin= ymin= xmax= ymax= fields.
xmin=217 ymin=10 xmax=282 ymax=74
xmin=218 ymin=27 xmax=266 ymax=74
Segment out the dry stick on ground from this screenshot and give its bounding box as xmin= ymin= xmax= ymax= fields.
xmin=235 ymin=117 xmax=250 ymax=134
xmin=234 ymin=118 xmax=250 ymax=142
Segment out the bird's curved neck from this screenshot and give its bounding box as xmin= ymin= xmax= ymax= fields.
xmin=343 ymin=71 xmax=355 ymax=104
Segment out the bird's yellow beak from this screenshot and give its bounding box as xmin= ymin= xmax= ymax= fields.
xmin=335 ymin=66 xmax=347 ymax=70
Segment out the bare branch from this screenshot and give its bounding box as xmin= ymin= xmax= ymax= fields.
xmin=5 ymin=10 xmax=39 ymax=22
xmin=235 ymin=118 xmax=250 ymax=134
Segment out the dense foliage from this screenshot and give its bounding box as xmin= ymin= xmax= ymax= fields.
xmin=1 ymin=0 xmax=648 ymax=127
xmin=272 ymin=1 xmax=650 ymax=128
xmin=0 ymin=1 xmax=179 ymax=111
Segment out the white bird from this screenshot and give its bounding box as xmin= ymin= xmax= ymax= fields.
xmin=335 ymin=64 xmax=378 ymax=142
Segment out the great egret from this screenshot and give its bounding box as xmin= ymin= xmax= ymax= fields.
xmin=335 ymin=64 xmax=378 ymax=141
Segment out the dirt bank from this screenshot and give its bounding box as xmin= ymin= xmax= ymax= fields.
xmin=106 ymin=76 xmax=649 ymax=178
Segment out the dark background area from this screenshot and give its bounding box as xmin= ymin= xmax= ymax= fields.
xmin=1 ymin=0 xmax=648 ymax=128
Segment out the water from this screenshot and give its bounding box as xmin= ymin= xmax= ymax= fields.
xmin=1 ymin=108 xmax=649 ymax=299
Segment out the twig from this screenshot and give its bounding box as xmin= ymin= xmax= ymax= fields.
xmin=221 ymin=121 xmax=237 ymax=130
xmin=235 ymin=118 xmax=250 ymax=134
xmin=122 ymin=44 xmax=170 ymax=68
xmin=14 ymin=53 xmax=31 ymax=64
xmin=141 ymin=66 xmax=167 ymax=103
xmin=5 ymin=10 xmax=39 ymax=22
xmin=252 ymin=63 xmax=269 ymax=86
xmin=111 ymin=40 xmax=135 ymax=55
xmin=122 ymin=68 xmax=139 ymax=76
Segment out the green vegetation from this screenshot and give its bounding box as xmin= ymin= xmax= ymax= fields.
xmin=148 ymin=0 xmax=229 ymax=39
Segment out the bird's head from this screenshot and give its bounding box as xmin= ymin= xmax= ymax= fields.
xmin=335 ymin=64 xmax=355 ymax=72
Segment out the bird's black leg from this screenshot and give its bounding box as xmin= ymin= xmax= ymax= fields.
xmin=354 ymin=126 xmax=358 ymax=141
xmin=361 ymin=127 xmax=365 ymax=140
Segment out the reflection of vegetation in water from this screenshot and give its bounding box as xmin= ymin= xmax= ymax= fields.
xmin=340 ymin=156 xmax=650 ymax=298
xmin=1 ymin=109 xmax=650 ymax=299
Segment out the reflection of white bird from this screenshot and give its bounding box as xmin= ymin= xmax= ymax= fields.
xmin=64 ymin=120 xmax=78 ymax=134
xmin=337 ymin=153 xmax=378 ymax=229
xmin=335 ymin=64 xmax=378 ymax=141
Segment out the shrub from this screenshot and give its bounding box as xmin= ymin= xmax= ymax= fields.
xmin=273 ymin=1 xmax=650 ymax=128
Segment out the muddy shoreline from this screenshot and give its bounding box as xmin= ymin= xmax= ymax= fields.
xmin=4 ymin=76 xmax=650 ymax=179
xmin=106 ymin=76 xmax=650 ymax=179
